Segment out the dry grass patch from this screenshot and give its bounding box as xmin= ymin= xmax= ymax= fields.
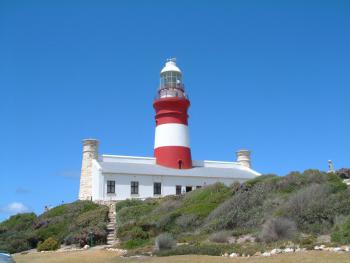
xmin=13 ymin=250 xmax=350 ymax=263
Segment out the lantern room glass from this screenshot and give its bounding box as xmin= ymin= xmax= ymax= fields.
xmin=158 ymin=71 xmax=187 ymax=99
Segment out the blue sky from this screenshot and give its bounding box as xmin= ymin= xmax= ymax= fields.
xmin=0 ymin=0 xmax=349 ymax=221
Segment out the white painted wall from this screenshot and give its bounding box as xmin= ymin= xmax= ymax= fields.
xmin=92 ymin=172 xmax=246 ymax=201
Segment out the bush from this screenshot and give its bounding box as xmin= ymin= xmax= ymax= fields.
xmin=153 ymin=198 xmax=182 ymax=214
xmin=331 ymin=215 xmax=350 ymax=244
xmin=175 ymin=214 xmax=198 ymax=229
xmin=120 ymin=239 xmax=150 ymax=249
xmin=209 ymin=231 xmax=231 ymax=243
xmin=205 ymin=182 xmax=269 ymax=231
xmin=37 ymin=237 xmax=60 ymax=251
xmin=155 ymin=233 xmax=176 ymax=251
xmin=127 ymin=226 xmax=149 ymax=240
xmin=0 ymin=201 xmax=109 ymax=253
xmin=261 ymin=217 xmax=297 ymax=242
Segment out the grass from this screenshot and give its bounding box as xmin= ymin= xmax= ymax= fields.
xmin=13 ymin=250 xmax=350 ymax=263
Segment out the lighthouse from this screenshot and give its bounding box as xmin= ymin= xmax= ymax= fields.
xmin=78 ymin=58 xmax=260 ymax=202
xmin=153 ymin=58 xmax=192 ymax=169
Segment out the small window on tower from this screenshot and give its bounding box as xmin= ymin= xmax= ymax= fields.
xmin=107 ymin=180 xmax=115 ymax=194
xmin=178 ymin=160 xmax=183 ymax=169
xmin=131 ymin=181 xmax=139 ymax=195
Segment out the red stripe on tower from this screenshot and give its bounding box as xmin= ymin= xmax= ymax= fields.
xmin=153 ymin=58 xmax=192 ymax=169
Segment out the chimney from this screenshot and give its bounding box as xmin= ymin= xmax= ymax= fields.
xmin=236 ymin=149 xmax=251 ymax=168
xmin=79 ymin=139 xmax=99 ymax=200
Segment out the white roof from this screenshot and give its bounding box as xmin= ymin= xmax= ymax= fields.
xmin=99 ymin=154 xmax=260 ymax=180
xmin=160 ymin=59 xmax=182 ymax=74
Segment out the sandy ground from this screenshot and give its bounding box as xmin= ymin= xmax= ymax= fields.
xmin=13 ymin=250 xmax=350 ymax=263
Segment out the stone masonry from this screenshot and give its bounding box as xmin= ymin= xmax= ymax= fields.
xmin=79 ymin=139 xmax=99 ymax=200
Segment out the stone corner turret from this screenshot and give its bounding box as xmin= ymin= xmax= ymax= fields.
xmin=79 ymin=138 xmax=99 ymax=200
xmin=236 ymin=149 xmax=252 ymax=169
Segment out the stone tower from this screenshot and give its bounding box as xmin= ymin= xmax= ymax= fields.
xmin=79 ymin=139 xmax=99 ymax=200
xmin=236 ymin=149 xmax=252 ymax=168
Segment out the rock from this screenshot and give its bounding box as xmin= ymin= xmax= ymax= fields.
xmin=254 ymin=251 xmax=262 ymax=256
xmin=262 ymin=252 xmax=271 ymax=257
xmin=344 ymin=246 xmax=350 ymax=252
xmin=223 ymin=252 xmax=228 ymax=257
xmin=332 ymin=247 xmax=342 ymax=252
xmin=229 ymin=252 xmax=238 ymax=258
xmin=283 ymin=248 xmax=294 ymax=253
xmin=270 ymin=248 xmax=282 ymax=255
xmin=314 ymin=245 xmax=321 ymax=250
xmin=83 ymin=245 xmax=90 ymax=250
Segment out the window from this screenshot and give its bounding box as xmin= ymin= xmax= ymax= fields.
xmin=196 ymin=186 xmax=202 ymax=189
xmin=107 ymin=180 xmax=115 ymax=194
xmin=186 ymin=186 xmax=193 ymax=192
xmin=154 ymin=182 xmax=161 ymax=195
xmin=131 ymin=181 xmax=139 ymax=195
xmin=176 ymin=185 xmax=182 ymax=195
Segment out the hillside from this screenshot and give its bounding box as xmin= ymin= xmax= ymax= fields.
xmin=0 ymin=201 xmax=108 ymax=253
xmin=115 ymin=169 xmax=350 ymax=255
xmin=2 ymin=169 xmax=350 ymax=256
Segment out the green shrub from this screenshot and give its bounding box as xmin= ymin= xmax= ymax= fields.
xmin=153 ymin=198 xmax=182 ymax=214
xmin=331 ymin=215 xmax=350 ymax=244
xmin=209 ymin=231 xmax=231 ymax=243
xmin=37 ymin=237 xmax=60 ymax=251
xmin=0 ymin=201 xmax=109 ymax=253
xmin=261 ymin=217 xmax=297 ymax=242
xmin=115 ymin=199 xmax=144 ymax=212
xmin=283 ymin=184 xmax=336 ymax=234
xmin=1 ymin=213 xmax=37 ymax=230
xmin=206 ymin=182 xmax=269 ymax=231
xmin=120 ymin=238 xmax=150 ymax=249
xmin=128 ymin=226 xmax=149 ymax=240
xmin=155 ymin=233 xmax=176 ymax=251
xmin=175 ymin=214 xmax=198 ymax=228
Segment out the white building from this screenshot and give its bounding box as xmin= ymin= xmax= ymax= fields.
xmin=79 ymin=59 xmax=260 ymax=201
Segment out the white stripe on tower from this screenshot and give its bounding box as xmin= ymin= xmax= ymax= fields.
xmin=154 ymin=123 xmax=190 ymax=148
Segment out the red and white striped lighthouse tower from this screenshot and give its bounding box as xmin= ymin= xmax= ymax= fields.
xmin=153 ymin=58 xmax=192 ymax=169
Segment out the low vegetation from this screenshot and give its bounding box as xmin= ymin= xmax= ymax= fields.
xmin=2 ymin=168 xmax=350 ymax=256
xmin=37 ymin=237 xmax=60 ymax=251
xmin=0 ymin=201 xmax=108 ymax=253
xmin=114 ymin=169 xmax=350 ymax=256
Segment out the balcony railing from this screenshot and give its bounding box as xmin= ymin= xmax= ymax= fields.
xmin=155 ymin=88 xmax=188 ymax=100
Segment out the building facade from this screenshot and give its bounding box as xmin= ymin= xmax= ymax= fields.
xmin=79 ymin=59 xmax=260 ymax=201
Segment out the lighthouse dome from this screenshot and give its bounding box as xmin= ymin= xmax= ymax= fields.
xmin=160 ymin=58 xmax=182 ymax=75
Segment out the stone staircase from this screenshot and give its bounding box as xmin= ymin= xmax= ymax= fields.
xmin=106 ymin=202 xmax=118 ymax=246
